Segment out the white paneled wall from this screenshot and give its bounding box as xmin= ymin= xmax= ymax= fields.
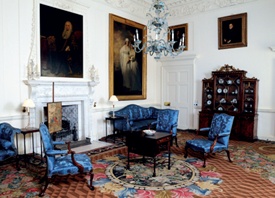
xmin=0 ymin=0 xmax=275 ymax=156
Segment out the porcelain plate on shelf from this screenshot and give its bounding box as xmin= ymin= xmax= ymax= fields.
xmin=143 ymin=129 xmax=156 ymax=136
xmin=218 ymin=107 xmax=223 ymax=111
xmin=231 ymin=98 xmax=237 ymax=103
xmin=223 ymin=88 xmax=228 ymax=93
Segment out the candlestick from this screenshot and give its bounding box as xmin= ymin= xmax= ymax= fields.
xmin=172 ymin=29 xmax=174 ymax=41
xmin=136 ymin=29 xmax=139 ymax=40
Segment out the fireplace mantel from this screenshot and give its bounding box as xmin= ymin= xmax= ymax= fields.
xmin=24 ymin=80 xmax=99 ymax=102
xmin=23 ymin=79 xmax=99 ymax=141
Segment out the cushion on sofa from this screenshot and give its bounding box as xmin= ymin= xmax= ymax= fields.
xmin=130 ymin=119 xmax=157 ymax=131
xmin=149 ymin=107 xmax=161 ymax=119
xmin=0 ymin=139 xmax=12 ymax=150
xmin=112 ymin=105 xmax=178 ymax=134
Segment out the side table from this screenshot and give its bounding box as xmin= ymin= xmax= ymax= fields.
xmin=126 ymin=131 xmax=171 ymax=177
xmin=19 ymin=127 xmax=43 ymax=166
xmin=105 ymin=116 xmax=124 ymax=143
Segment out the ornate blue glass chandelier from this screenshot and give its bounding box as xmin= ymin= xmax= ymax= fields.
xmin=133 ymin=0 xmax=185 ymax=60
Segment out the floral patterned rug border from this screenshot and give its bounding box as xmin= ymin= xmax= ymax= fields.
xmin=92 ymin=153 xmax=223 ymax=197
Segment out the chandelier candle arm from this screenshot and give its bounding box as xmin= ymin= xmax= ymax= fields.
xmin=132 ymin=0 xmax=185 ymax=60
xmin=171 ymin=29 xmax=174 ymax=41
xmin=136 ymin=29 xmax=139 ymax=40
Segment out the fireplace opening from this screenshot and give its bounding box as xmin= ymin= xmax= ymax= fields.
xmin=43 ymin=104 xmax=79 ymax=142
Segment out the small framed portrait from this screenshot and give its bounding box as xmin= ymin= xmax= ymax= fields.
xmin=109 ymin=14 xmax=147 ymax=100
xmin=218 ymin=13 xmax=247 ymax=49
xmin=168 ymin=23 xmax=188 ymax=51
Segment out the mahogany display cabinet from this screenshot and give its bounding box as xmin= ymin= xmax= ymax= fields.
xmin=199 ymin=64 xmax=259 ymax=141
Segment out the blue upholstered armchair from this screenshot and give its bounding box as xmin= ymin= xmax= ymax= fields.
xmin=184 ymin=113 xmax=234 ymax=167
xmin=0 ymin=123 xmax=21 ymax=169
xmin=39 ymin=123 xmax=94 ymax=197
xmin=155 ymin=109 xmax=179 ymax=147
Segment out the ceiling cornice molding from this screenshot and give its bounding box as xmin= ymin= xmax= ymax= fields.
xmin=169 ymin=0 xmax=259 ymax=17
xmin=103 ymin=0 xmax=259 ymax=19
xmin=101 ymin=0 xmax=147 ymax=19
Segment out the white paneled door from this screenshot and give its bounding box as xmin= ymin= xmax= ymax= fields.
xmin=161 ymin=55 xmax=196 ymax=130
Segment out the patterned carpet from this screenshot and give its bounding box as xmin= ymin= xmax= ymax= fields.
xmin=0 ymin=131 xmax=275 ymax=197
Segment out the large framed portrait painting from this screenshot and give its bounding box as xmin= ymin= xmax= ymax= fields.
xmin=218 ymin=13 xmax=247 ymax=49
xmin=109 ymin=14 xmax=147 ymax=100
xmin=40 ymin=4 xmax=83 ymax=78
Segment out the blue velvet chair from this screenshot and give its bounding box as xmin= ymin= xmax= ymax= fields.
xmin=155 ymin=109 xmax=179 ymax=147
xmin=39 ymin=123 xmax=94 ymax=197
xmin=0 ymin=122 xmax=21 ymax=170
xmin=184 ymin=113 xmax=234 ymax=167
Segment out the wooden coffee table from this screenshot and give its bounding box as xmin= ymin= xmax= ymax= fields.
xmin=125 ymin=131 xmax=171 ymax=177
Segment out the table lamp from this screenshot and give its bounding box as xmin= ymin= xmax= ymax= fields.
xmin=109 ymin=95 xmax=118 ymax=117
xmin=22 ymin=99 xmax=35 ymax=128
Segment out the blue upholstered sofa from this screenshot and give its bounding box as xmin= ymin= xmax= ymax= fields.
xmin=111 ymin=104 xmax=179 ymax=146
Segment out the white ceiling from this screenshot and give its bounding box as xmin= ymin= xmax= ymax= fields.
xmin=103 ymin=0 xmax=258 ymax=18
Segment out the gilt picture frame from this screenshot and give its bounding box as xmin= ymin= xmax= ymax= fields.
xmin=47 ymin=102 xmax=62 ymax=133
xmin=168 ymin=23 xmax=188 ymax=51
xmin=40 ymin=4 xmax=83 ymax=78
xmin=218 ymin=13 xmax=247 ymax=49
xmin=109 ymin=14 xmax=147 ymax=100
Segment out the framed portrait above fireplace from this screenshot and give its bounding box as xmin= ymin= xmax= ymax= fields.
xmin=40 ymin=4 xmax=83 ymax=78
xmin=109 ymin=14 xmax=147 ymax=100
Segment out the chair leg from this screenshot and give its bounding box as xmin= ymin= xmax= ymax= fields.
xmin=89 ymin=170 xmax=95 ymax=190
xmin=203 ymin=153 xmax=207 ymax=168
xmin=39 ymin=177 xmax=50 ymax=197
xmin=184 ymin=145 xmax=188 ymax=158
xmin=225 ymin=150 xmax=232 ymax=163
xmin=16 ymin=155 xmax=20 ymax=171
xmin=170 ymin=138 xmax=173 ymax=146
xmin=174 ymin=136 xmax=179 ymax=147
xmin=39 ymin=171 xmax=47 ymax=184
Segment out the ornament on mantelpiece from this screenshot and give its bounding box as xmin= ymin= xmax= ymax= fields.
xmin=89 ymin=65 xmax=99 ymax=82
xmin=27 ymin=59 xmax=40 ymax=80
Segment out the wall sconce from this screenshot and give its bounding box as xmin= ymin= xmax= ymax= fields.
xmin=22 ymin=99 xmax=35 ymax=128
xmin=109 ymin=95 xmax=118 ymax=117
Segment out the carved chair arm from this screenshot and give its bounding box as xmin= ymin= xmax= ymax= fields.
xmin=65 ymin=141 xmax=72 ymax=153
xmin=52 ymin=141 xmax=65 ymax=145
xmin=195 ymin=127 xmax=210 ymax=135
xmin=218 ymin=132 xmax=231 ymax=137
xmin=65 ymin=141 xmax=84 ymax=173
xmin=46 ymin=150 xmax=67 ymax=156
xmin=210 ymin=135 xmax=218 ymax=153
xmin=70 ymin=151 xmax=84 ymax=173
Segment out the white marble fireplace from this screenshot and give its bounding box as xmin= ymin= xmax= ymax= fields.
xmin=24 ymin=80 xmax=98 ymax=141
